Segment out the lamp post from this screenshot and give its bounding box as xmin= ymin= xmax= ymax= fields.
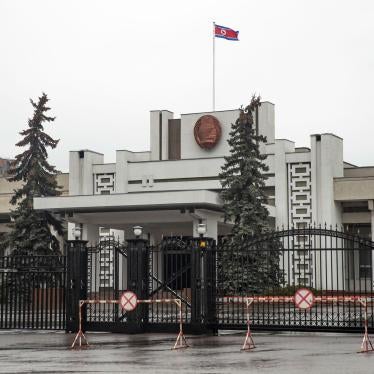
xmin=73 ymin=225 xmax=81 ymax=241
xmin=197 ymin=223 xmax=207 ymax=238
xmin=133 ymin=226 xmax=143 ymax=239
xmin=197 ymin=223 xmax=207 ymax=249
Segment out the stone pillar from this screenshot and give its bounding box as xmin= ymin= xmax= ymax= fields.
xmin=368 ymin=200 xmax=374 ymax=287
xmin=273 ymin=139 xmax=295 ymax=227
xmin=67 ymin=222 xmax=76 ymax=240
xmin=82 ymin=223 xmax=100 ymax=245
xmin=150 ymin=110 xmax=174 ymax=161
xmin=69 ymin=150 xmax=104 ymax=195
xmin=369 ymin=200 xmax=374 ymax=241
xmin=311 ymin=134 xmax=343 ymax=227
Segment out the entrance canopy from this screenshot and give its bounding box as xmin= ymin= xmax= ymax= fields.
xmin=33 ymin=190 xmax=235 ymax=242
xmin=34 ymin=190 xmax=222 ymax=214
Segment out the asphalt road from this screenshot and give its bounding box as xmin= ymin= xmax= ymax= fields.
xmin=0 ymin=330 xmax=373 ymax=373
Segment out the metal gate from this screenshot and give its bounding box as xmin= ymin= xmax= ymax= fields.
xmin=213 ymin=227 xmax=374 ymax=332
xmin=1 ymin=226 xmax=373 ymax=333
xmin=78 ymin=236 xmax=215 ymax=333
xmin=0 ymin=254 xmax=66 ymax=330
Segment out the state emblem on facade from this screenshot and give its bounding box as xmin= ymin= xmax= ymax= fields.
xmin=194 ymin=115 xmax=222 ymax=149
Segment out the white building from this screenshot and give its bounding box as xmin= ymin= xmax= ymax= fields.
xmin=31 ymin=102 xmax=374 ymax=248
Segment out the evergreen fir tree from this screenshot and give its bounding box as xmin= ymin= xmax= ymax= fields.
xmin=1 ymin=93 xmax=63 ymax=255
xmin=220 ymin=95 xmax=269 ymax=236
xmin=219 ymin=95 xmax=283 ymax=294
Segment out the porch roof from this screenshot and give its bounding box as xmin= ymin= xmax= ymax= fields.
xmin=33 ymin=189 xmax=223 ymax=214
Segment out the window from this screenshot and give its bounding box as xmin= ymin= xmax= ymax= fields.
xmin=297 ymin=277 xmax=309 ymax=285
xmin=298 ymin=264 xmax=309 ymax=270
xmin=297 ymin=250 xmax=308 ymax=256
xmin=296 ymin=208 xmax=307 ymax=214
xmin=296 ymin=236 xmax=308 ymax=243
xmin=296 ymin=195 xmax=307 ymax=201
xmin=297 ymin=222 xmax=307 ymax=229
xmin=295 ymin=167 xmax=307 ymax=173
xmin=295 ymin=180 xmax=307 ymax=187
xmin=100 ymin=177 xmax=111 ymax=183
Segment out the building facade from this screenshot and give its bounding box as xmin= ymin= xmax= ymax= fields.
xmin=0 ymin=102 xmax=372 ymax=289
xmin=0 ymin=158 xmax=12 ymax=177
xmin=29 ymin=103 xmax=374 ymax=244
xmin=1 ymin=103 xmax=373 ymax=244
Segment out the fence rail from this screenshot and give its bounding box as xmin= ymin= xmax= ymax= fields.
xmin=0 ymin=255 xmax=66 ymax=330
xmin=0 ymin=226 xmax=373 ymax=333
xmin=213 ymin=227 xmax=374 ymax=331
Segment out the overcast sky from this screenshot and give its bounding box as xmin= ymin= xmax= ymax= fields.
xmin=1 ymin=0 xmax=373 ymax=171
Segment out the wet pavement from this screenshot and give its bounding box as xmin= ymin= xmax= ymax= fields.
xmin=0 ymin=330 xmax=373 ymax=373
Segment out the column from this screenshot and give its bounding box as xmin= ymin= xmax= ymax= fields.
xmin=368 ymin=200 xmax=374 ymax=287
xmin=369 ymin=200 xmax=374 ymax=241
xmin=82 ymin=223 xmax=100 ymax=245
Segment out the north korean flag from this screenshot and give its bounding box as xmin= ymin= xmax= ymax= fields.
xmin=214 ymin=24 xmax=239 ymax=41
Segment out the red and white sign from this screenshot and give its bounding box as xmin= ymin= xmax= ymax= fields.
xmin=294 ymin=288 xmax=315 ymax=309
xmin=120 ymin=291 xmax=138 ymax=312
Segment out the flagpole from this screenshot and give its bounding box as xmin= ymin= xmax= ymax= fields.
xmin=213 ymin=21 xmax=215 ymax=112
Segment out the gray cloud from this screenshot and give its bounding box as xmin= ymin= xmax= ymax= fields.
xmin=1 ymin=0 xmax=373 ymax=171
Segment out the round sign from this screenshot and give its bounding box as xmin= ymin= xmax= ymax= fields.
xmin=119 ymin=291 xmax=138 ymax=312
xmin=294 ymin=288 xmax=314 ymax=310
xmin=194 ymin=115 xmax=222 ymax=150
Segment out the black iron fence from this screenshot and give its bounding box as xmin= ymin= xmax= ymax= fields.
xmin=81 ymin=237 xmax=214 ymax=333
xmin=0 ymin=226 xmax=373 ymax=334
xmin=213 ymin=227 xmax=374 ymax=332
xmin=0 ymin=255 xmax=66 ymax=330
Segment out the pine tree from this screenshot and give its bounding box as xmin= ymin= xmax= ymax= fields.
xmin=219 ymin=95 xmax=283 ymax=294
xmin=1 ymin=93 xmax=63 ymax=255
xmin=220 ymin=95 xmax=269 ymax=236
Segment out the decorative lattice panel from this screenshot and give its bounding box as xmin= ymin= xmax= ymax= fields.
xmin=288 ymin=162 xmax=313 ymax=286
xmin=99 ymin=249 xmax=114 ymax=288
xmin=94 ymin=173 xmax=115 ymax=195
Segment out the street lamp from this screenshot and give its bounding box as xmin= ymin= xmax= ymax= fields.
xmin=197 ymin=223 xmax=207 ymax=238
xmin=133 ymin=226 xmax=143 ymax=239
xmin=73 ymin=226 xmax=81 ymax=240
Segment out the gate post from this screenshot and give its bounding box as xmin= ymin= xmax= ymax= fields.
xmin=203 ymin=238 xmax=217 ymax=333
xmin=190 ymin=239 xmax=202 ymax=331
xmin=191 ymin=237 xmax=217 ymax=333
xmin=126 ymin=238 xmax=149 ymax=332
xmin=65 ymin=240 xmax=88 ymax=333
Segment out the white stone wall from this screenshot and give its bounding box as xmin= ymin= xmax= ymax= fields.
xmin=69 ymin=150 xmax=104 ymax=195
xmin=311 ymin=134 xmax=344 ymax=227
xmin=270 ymin=140 xmax=295 ymax=228
xmin=150 ymin=110 xmax=173 ymax=161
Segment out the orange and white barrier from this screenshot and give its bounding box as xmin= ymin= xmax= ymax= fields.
xmin=138 ymin=298 xmax=188 ymax=350
xmin=72 ymin=289 xmax=374 ymax=354
xmin=224 ymin=291 xmax=374 ymax=353
xmin=71 ymin=294 xmax=188 ymax=350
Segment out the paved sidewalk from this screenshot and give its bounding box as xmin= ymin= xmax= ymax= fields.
xmin=0 ymin=330 xmax=373 ymax=373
